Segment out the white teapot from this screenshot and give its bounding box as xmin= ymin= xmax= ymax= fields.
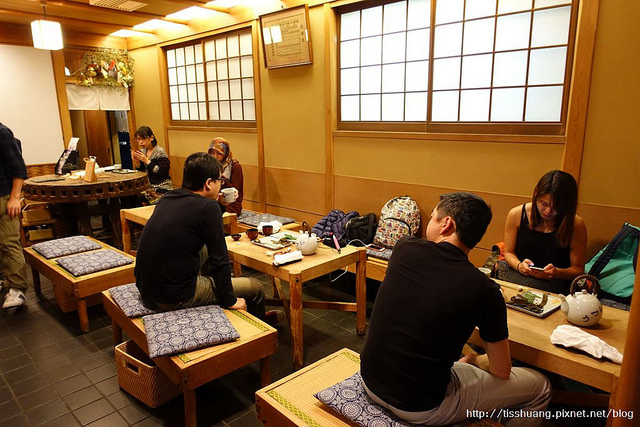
xmin=559 ymin=274 xmax=603 ymax=327
xmin=295 ymin=221 xmax=318 ymax=255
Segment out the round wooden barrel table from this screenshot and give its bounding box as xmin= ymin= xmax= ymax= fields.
xmin=23 ymin=171 xmax=151 ymax=248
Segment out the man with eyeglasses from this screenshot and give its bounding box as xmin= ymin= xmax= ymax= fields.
xmin=135 ymin=152 xmax=265 ymax=318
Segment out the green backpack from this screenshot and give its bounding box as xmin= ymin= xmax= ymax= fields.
xmin=586 ymin=223 xmax=639 ymax=302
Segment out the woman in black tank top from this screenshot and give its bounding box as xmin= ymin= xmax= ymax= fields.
xmin=503 ymin=170 xmax=587 ymax=294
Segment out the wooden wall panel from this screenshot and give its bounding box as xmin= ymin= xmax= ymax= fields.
xmin=334 ymin=175 xmax=528 ymax=265
xmin=26 ymin=163 xmax=56 ymax=178
xmin=334 ymin=175 xmax=640 ymax=267
xmin=265 ymin=168 xmax=326 ymax=217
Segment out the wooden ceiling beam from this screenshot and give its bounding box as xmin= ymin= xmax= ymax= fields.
xmin=45 ymin=0 xmax=186 ymax=25
xmin=0 ymin=8 xmax=156 ymax=34
xmin=162 ymin=0 xmax=230 ymax=14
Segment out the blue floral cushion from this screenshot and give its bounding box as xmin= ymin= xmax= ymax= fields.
xmin=143 ymin=305 xmax=240 ymax=358
xmin=238 ymin=210 xmax=295 ymax=227
xmin=56 ymin=249 xmax=133 ymax=277
xmin=366 ymin=247 xmax=393 ymax=261
xmin=31 ymin=235 xmax=102 ymax=259
xmin=109 ymin=283 xmax=157 ymax=318
xmin=315 ymin=372 xmax=413 ymax=427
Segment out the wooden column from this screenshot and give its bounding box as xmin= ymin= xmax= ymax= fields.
xmin=609 ymin=250 xmax=640 ymax=426
xmin=561 ymin=0 xmax=600 ymax=184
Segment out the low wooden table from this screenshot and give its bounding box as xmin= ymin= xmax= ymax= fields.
xmin=120 ymin=205 xmax=238 ymax=254
xmin=226 ymin=234 xmax=367 ymax=370
xmin=103 ymin=290 xmax=278 ymax=427
xmin=469 ymin=280 xmax=628 ymax=405
xmin=23 ymin=236 xmax=135 ymax=332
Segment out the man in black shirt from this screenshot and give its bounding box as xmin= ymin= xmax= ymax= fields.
xmin=0 ymin=123 xmax=29 ymax=309
xmin=361 ymin=192 xmax=551 ymax=426
xmin=135 ymin=152 xmax=264 ymax=318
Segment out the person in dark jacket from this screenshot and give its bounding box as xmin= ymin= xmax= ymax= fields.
xmin=135 ymin=152 xmax=264 ymax=318
xmin=0 ymin=123 xmax=29 ymax=308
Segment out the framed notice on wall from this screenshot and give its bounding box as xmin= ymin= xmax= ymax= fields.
xmin=260 ymin=5 xmax=313 ymax=69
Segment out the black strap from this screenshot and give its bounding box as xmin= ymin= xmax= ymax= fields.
xmin=588 ymin=223 xmax=640 ymax=277
xmin=383 ymin=217 xmax=412 ymax=233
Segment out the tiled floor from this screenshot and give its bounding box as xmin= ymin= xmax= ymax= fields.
xmin=1 ymin=266 xmax=607 ymax=426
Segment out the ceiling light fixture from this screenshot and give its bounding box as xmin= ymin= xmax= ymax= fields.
xmin=31 ymin=1 xmax=63 ymax=50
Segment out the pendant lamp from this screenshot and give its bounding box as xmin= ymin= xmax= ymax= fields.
xmin=31 ymin=1 xmax=63 ymax=50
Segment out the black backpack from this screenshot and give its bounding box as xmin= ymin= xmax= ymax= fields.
xmin=344 ymin=213 xmax=378 ymax=246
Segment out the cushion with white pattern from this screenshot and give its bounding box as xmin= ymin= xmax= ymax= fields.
xmin=32 ymin=235 xmax=101 ymax=259
xmin=143 ymin=305 xmax=240 ymax=358
xmin=56 ymin=249 xmax=133 ymax=276
xmin=314 ymin=372 xmax=414 ymax=427
xmin=109 ymin=283 xmax=157 ymax=318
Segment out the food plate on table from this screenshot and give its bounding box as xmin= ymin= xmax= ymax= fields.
xmin=252 ymin=231 xmax=300 ymax=250
xmin=505 ymin=290 xmax=562 ymax=318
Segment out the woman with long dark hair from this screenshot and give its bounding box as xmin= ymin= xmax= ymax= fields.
xmin=132 ymin=126 xmax=172 ymax=194
xmin=503 ymin=170 xmax=587 ymax=293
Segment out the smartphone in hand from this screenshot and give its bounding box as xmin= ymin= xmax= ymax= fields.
xmin=529 ymin=266 xmax=545 ymax=271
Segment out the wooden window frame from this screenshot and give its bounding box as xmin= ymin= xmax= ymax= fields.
xmin=164 ymin=30 xmax=257 ymax=128
xmin=336 ymin=0 xmax=580 ymax=136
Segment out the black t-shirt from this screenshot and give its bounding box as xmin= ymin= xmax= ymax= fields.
xmin=134 ymin=188 xmax=236 ymax=307
xmin=515 ymin=204 xmax=571 ymax=268
xmin=360 ymin=237 xmax=508 ymax=412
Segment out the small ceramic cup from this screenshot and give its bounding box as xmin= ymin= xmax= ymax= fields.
xmin=221 ymin=187 xmax=237 ymax=203
xmin=231 ymin=233 xmax=241 ymax=241
xmin=246 ymin=228 xmax=259 ymax=241
xmin=478 ymin=267 xmax=492 ymax=277
xmin=262 ymin=224 xmax=274 ymax=236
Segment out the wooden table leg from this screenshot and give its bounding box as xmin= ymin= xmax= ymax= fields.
xmin=112 ymin=320 xmax=123 ymax=345
xmin=76 ymin=202 xmax=93 ymax=236
xmin=31 ymin=266 xmax=41 ymax=295
xmin=184 ymin=389 xmax=197 ymax=427
xmin=289 ymin=273 xmax=304 ymax=370
xmin=120 ymin=211 xmax=132 ymax=255
xmin=355 ymin=248 xmax=367 ymax=335
xmin=272 ymin=277 xmax=291 ymax=324
xmin=77 ymin=298 xmax=90 ymax=333
xmin=109 ymin=197 xmax=123 ymax=249
xmin=260 ymin=357 xmax=271 ymax=387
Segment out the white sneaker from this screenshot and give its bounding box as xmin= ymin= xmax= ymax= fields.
xmin=3 ymin=288 xmax=26 ymax=309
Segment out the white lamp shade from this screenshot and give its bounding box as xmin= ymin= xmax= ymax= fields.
xmin=31 ymin=20 xmax=63 ymax=50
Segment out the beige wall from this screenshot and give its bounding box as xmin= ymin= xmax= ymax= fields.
xmin=579 ymin=0 xmax=640 ymax=208
xmin=129 ymin=0 xmax=639 ymax=255
xmin=130 ymin=47 xmax=166 ymax=153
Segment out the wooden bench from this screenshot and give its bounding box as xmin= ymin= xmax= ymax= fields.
xmin=23 ymin=236 xmax=135 ymax=332
xmin=102 ymin=290 xmax=278 ymax=427
xmin=256 ymin=348 xmax=503 ymax=427
xmin=236 ymin=209 xmax=302 ymax=233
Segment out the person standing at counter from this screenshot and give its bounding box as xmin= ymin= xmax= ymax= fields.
xmin=131 ymin=126 xmax=172 ymax=194
xmin=503 ymin=170 xmax=587 ymax=294
xmin=0 ymin=123 xmax=29 ymax=308
xmin=208 ymin=137 xmax=243 ymax=214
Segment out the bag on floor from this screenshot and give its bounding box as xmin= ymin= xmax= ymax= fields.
xmin=586 ymin=223 xmax=639 ymax=302
xmin=373 ymin=196 xmax=421 ymax=248
xmin=344 ymin=213 xmax=377 ymax=246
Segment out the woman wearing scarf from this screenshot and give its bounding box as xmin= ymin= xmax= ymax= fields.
xmin=208 ymin=137 xmax=243 ymax=214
